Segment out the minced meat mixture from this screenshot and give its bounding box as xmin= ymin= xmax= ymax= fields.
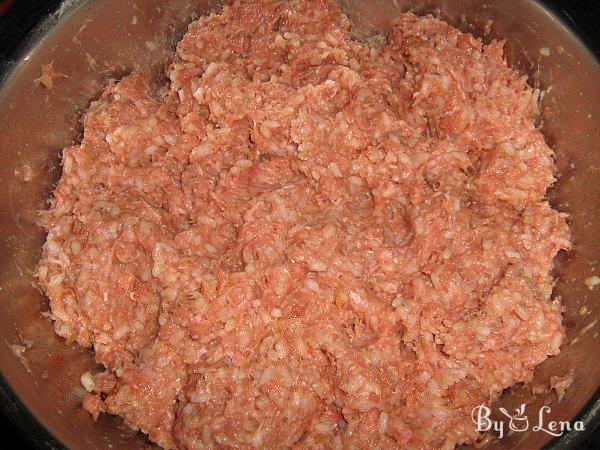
xmin=38 ymin=1 xmax=571 ymax=448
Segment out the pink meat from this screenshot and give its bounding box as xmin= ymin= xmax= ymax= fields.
xmin=38 ymin=1 xmax=570 ymax=449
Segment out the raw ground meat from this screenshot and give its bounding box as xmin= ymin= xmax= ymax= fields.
xmin=37 ymin=1 xmax=571 ymax=448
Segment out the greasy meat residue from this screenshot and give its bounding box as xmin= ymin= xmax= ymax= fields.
xmin=38 ymin=1 xmax=570 ymax=448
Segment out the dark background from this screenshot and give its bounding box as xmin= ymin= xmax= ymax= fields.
xmin=0 ymin=0 xmax=599 ymax=449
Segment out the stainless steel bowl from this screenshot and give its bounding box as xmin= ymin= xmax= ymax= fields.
xmin=0 ymin=1 xmax=598 ymax=448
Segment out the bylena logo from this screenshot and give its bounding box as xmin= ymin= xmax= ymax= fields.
xmin=471 ymin=403 xmax=585 ymax=439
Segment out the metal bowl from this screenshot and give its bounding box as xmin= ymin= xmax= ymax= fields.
xmin=0 ymin=1 xmax=598 ymax=448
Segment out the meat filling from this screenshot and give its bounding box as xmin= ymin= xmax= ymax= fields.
xmin=38 ymin=1 xmax=570 ymax=448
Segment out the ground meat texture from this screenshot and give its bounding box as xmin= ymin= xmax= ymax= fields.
xmin=38 ymin=1 xmax=570 ymax=449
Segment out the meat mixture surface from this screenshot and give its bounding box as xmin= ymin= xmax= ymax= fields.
xmin=38 ymin=1 xmax=571 ymax=448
